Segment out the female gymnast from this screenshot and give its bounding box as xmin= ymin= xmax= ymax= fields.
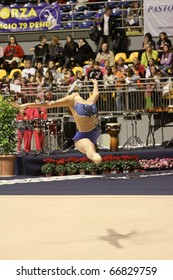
xmin=13 ymin=79 xmax=102 ymax=164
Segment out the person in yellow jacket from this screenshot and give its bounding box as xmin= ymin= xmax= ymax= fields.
xmin=141 ymin=43 xmax=159 ymax=68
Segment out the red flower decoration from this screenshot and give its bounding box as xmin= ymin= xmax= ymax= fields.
xmin=43 ymin=158 xmax=56 ymax=163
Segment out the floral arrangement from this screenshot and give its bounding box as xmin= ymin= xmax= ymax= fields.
xmin=41 ymin=162 xmax=56 ymax=176
xmin=41 ymin=155 xmax=141 ymax=176
xmin=139 ymin=158 xmax=173 ymax=170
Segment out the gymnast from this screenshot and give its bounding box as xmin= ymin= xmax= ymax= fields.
xmin=13 ymin=79 xmax=102 ymax=164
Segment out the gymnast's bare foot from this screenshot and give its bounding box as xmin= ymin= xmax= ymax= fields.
xmin=93 ymin=153 xmax=102 ymax=165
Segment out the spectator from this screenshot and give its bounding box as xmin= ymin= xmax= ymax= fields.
xmin=55 ymin=66 xmax=68 ymax=86
xmin=74 ymin=38 xmax=95 ymax=67
xmin=68 ymin=70 xmax=86 ymax=94
xmin=3 ymin=35 xmax=24 ymax=73
xmin=116 ymin=57 xmax=128 ymax=71
xmin=31 ymin=35 xmax=49 ymax=67
xmin=125 ymin=67 xmax=141 ymax=110
xmin=13 ymin=71 xmax=22 ymax=86
xmin=141 ymin=43 xmax=158 ymax=68
xmin=131 ymin=57 xmax=145 ymax=78
xmin=156 ymin=32 xmax=172 ymax=52
xmin=95 ymin=42 xmax=115 ymax=67
xmin=22 ymin=59 xmax=36 ymax=80
xmin=125 ymin=1 xmax=143 ymax=31
xmin=44 ymin=60 xmax=58 ymax=80
xmin=87 ymin=61 xmax=103 ymax=85
xmin=35 ymin=61 xmax=47 ymax=76
xmin=35 ymin=68 xmax=46 ymax=102
xmin=101 ymin=59 xmax=110 ymax=75
xmin=97 ymin=6 xmax=117 ymax=51
xmin=112 ymin=65 xmax=126 ymax=111
xmin=158 ymin=43 xmax=173 ymax=76
xmin=83 ymin=58 xmax=95 ymax=77
xmin=1 ymin=75 xmax=10 ymax=95
xmin=44 ymin=70 xmax=54 ymax=99
xmin=145 ymin=58 xmax=157 ymax=79
xmin=49 ymin=35 xmax=65 ymax=67
xmin=63 ymin=35 xmax=79 ymax=68
xmin=103 ymin=66 xmax=114 ymax=89
xmin=138 ymin=32 xmax=156 ymax=61
xmin=147 ymin=65 xmax=163 ymax=108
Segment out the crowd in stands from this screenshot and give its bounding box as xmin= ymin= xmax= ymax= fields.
xmin=0 ymin=30 xmax=172 ymax=112
xmin=0 ymin=3 xmax=172 ymax=114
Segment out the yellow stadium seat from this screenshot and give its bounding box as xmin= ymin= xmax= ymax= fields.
xmin=126 ymin=52 xmax=139 ymax=63
xmin=57 ymin=67 xmax=62 ymax=72
xmin=114 ymin=52 xmax=127 ymax=62
xmin=72 ymin=66 xmax=84 ymax=75
xmin=19 ymin=59 xmax=26 ymax=68
xmin=8 ymin=68 xmax=22 ymax=79
xmin=0 ymin=69 xmax=7 ymax=80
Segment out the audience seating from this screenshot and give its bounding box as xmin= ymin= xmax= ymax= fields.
xmin=114 ymin=52 xmax=127 ymax=62
xmin=125 ymin=52 xmax=139 ymax=64
xmin=0 ymin=69 xmax=7 ymax=80
xmin=72 ymin=66 xmax=84 ymax=75
xmin=8 ymin=68 xmax=22 ymax=79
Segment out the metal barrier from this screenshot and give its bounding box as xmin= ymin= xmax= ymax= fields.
xmin=59 ymin=0 xmax=144 ymax=34
xmin=3 ymin=77 xmax=172 ymax=118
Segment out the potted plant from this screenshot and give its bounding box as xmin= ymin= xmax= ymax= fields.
xmin=77 ymin=161 xmax=88 ymax=175
xmin=85 ymin=162 xmax=98 ymax=175
xmin=129 ymin=160 xmax=141 ymax=172
xmin=120 ymin=160 xmax=131 ymax=173
xmin=54 ymin=164 xmax=66 ymax=176
xmin=110 ymin=160 xmax=121 ymax=174
xmin=41 ymin=162 xmax=55 ymax=176
xmin=0 ymin=96 xmax=18 ymax=176
xmin=66 ymin=162 xmax=78 ymax=175
xmin=97 ymin=161 xmax=110 ymax=174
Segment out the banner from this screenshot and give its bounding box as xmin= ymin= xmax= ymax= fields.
xmin=0 ymin=3 xmax=61 ymax=33
xmin=144 ymin=0 xmax=173 ymax=36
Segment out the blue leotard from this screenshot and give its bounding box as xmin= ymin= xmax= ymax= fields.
xmin=72 ymin=102 xmax=99 ymax=144
xmin=73 ymin=126 xmax=99 ymax=144
xmin=73 ymin=102 xmax=97 ymax=117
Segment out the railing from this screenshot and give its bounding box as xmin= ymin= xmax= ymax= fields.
xmin=59 ymin=0 xmax=144 ymax=35
xmin=3 ymin=77 xmax=173 ymax=118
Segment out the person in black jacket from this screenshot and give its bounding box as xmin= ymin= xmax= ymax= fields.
xmin=49 ymin=35 xmax=65 ymax=67
xmin=31 ymin=35 xmax=49 ymax=67
xmin=87 ymin=61 xmax=103 ymax=86
xmin=74 ymin=38 xmax=96 ymax=67
xmin=97 ymin=7 xmax=117 ymax=52
xmin=63 ymin=35 xmax=79 ymax=68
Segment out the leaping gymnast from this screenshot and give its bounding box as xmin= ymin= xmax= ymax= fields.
xmin=13 ymin=79 xmax=102 ymax=164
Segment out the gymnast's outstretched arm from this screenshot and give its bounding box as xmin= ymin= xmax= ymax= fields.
xmin=11 ymin=94 xmax=75 ymax=110
xmin=88 ymin=79 xmax=99 ymax=103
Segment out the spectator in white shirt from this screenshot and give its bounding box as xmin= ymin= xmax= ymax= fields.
xmin=22 ymin=59 xmax=36 ymax=80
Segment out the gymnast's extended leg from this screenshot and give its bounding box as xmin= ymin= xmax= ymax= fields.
xmin=75 ymin=138 xmax=102 ymax=165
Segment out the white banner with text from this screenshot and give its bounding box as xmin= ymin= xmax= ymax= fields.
xmin=144 ymin=1 xmax=173 ymax=36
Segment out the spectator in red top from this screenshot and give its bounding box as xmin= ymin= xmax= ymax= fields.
xmin=3 ymin=35 xmax=24 ymax=73
xmin=131 ymin=57 xmax=145 ymax=78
